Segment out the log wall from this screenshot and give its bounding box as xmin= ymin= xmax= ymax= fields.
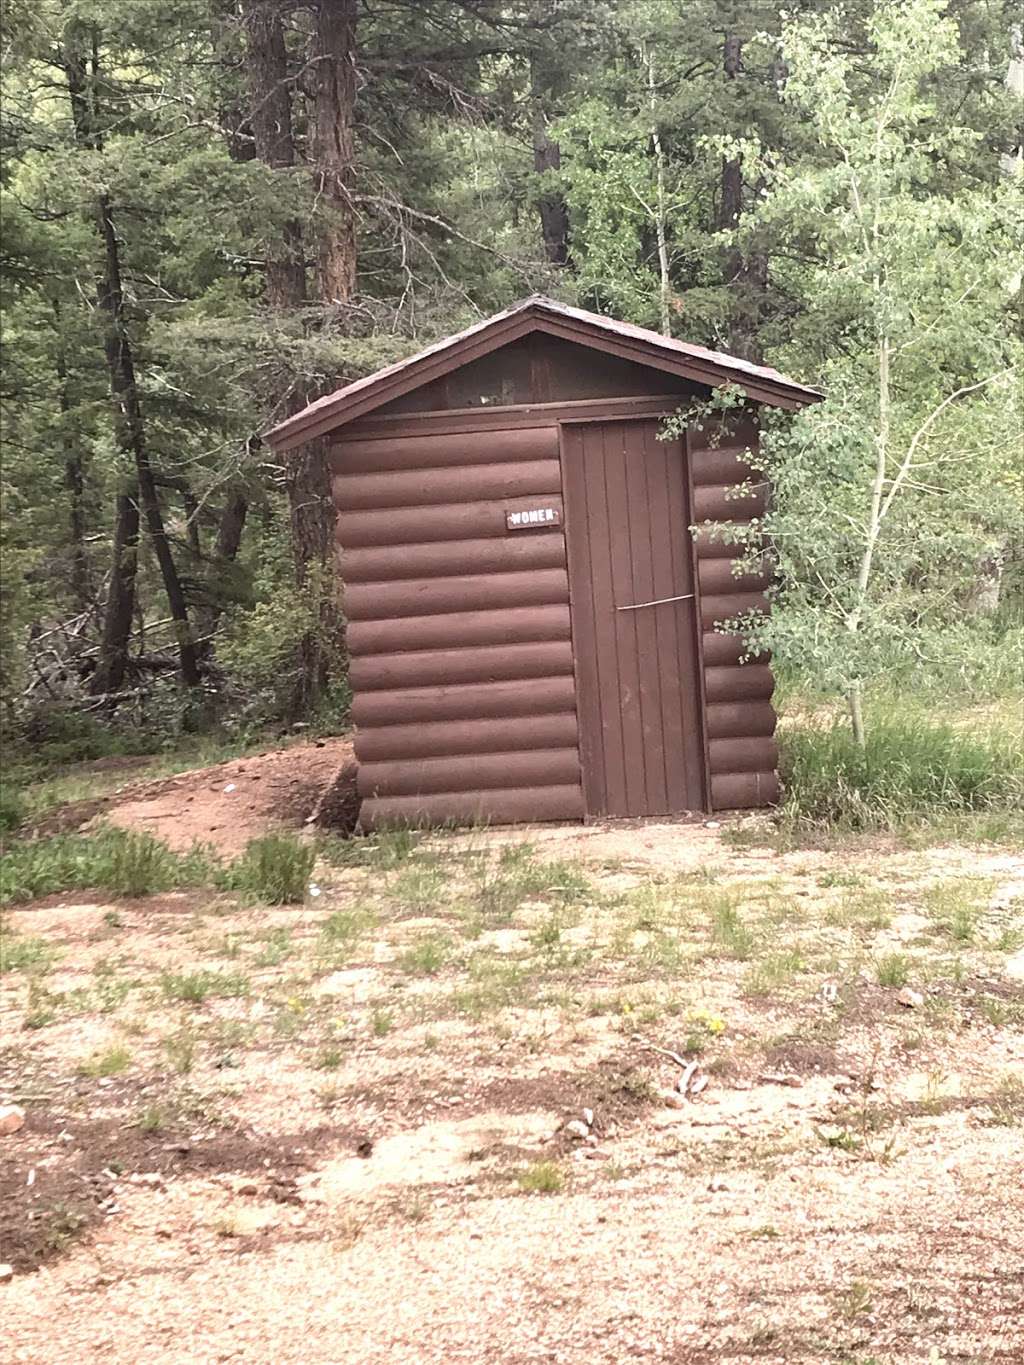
xmin=689 ymin=420 xmax=779 ymax=809
xmin=331 ymin=423 xmax=584 ymax=829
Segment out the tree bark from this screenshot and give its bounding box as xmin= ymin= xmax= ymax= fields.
xmin=312 ymin=0 xmax=358 ymax=306
xmin=242 ymin=0 xmax=306 ymax=308
xmin=529 ymin=5 xmax=571 ymax=268
xmin=53 ymin=299 xmax=92 ymax=611
xmin=94 ymin=189 xmax=202 ymax=688
xmin=717 ymin=33 xmax=765 ymax=362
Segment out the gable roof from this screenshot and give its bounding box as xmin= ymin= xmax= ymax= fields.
xmin=263 ymin=295 xmax=823 ymax=452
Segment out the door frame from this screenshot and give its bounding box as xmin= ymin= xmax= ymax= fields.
xmin=557 ymin=413 xmax=711 ymax=818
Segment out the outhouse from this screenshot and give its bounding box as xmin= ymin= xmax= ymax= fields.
xmin=265 ymin=297 xmax=822 ymax=830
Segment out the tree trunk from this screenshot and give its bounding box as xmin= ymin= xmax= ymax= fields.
xmin=94 ymin=190 xmax=202 ymax=688
xmin=53 ymin=299 xmax=91 ymax=611
xmin=312 ymin=0 xmax=358 ymax=306
xmin=529 ymin=5 xmax=571 ymax=268
xmin=242 ymin=0 xmax=306 ymax=308
xmin=197 ymin=488 xmax=249 ymax=645
xmin=717 ymin=33 xmax=765 ymax=362
xmin=90 ymin=488 xmax=140 ymax=696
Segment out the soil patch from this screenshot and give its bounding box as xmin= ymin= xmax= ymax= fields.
xmin=99 ymin=737 xmax=355 ymax=857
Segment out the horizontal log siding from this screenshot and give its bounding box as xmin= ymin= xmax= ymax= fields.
xmin=690 ymin=422 xmax=778 ymax=809
xmin=331 ymin=423 xmax=583 ymax=827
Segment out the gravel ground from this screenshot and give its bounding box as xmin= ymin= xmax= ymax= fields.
xmin=2 ymin=818 xmax=1022 ymax=1363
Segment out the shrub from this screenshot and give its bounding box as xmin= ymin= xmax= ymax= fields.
xmin=226 ymin=833 xmax=315 ymax=905
xmin=0 ymin=783 xmax=25 ymax=834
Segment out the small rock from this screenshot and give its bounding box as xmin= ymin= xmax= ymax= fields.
xmin=760 ymin=1073 xmax=803 ymax=1089
xmin=661 ymin=1090 xmax=687 ymax=1110
xmin=708 ymin=1176 xmax=728 ymax=1192
xmin=582 ymin=1108 xmax=594 ymax=1128
xmin=0 ymin=1105 xmax=25 ymax=1136
xmin=355 ymin=1138 xmax=373 ymax=1159
xmin=897 ymin=987 xmax=924 ymax=1009
xmin=0 ymin=1264 xmax=13 ymax=1283
xmin=565 ymin=1119 xmax=590 ymax=1140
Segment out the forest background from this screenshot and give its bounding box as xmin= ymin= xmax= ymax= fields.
xmin=1 ymin=0 xmax=1021 ymax=827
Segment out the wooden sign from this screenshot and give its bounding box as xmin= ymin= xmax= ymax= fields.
xmin=506 ymin=506 xmax=561 ymax=531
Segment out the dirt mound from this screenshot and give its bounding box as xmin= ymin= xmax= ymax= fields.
xmin=102 ymin=736 xmax=355 ymax=857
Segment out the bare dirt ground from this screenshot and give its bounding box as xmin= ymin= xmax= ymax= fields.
xmin=2 ymin=811 xmax=1023 ymax=1363
xmin=88 ymin=737 xmax=355 ymax=856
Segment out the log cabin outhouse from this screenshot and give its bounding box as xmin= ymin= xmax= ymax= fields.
xmin=265 ymin=297 xmax=822 ymax=830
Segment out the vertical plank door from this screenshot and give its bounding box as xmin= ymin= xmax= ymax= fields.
xmin=560 ymin=418 xmax=706 ymax=816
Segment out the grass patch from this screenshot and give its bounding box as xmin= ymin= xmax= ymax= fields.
xmin=778 ymin=703 xmax=1024 ymax=836
xmin=226 ymin=834 xmax=315 ymax=905
xmin=709 ymin=896 xmax=755 ymax=959
xmin=1 ymin=930 xmax=61 ymax=974
xmin=874 ymin=952 xmax=910 ymax=988
xmin=77 ymin=1044 xmax=132 ymax=1077
xmin=515 ymin=1160 xmax=564 ymax=1194
xmin=1 ymin=826 xmax=218 ymax=905
xmin=399 ymin=934 xmax=451 ymax=976
xmin=160 ymin=969 xmax=250 ymax=1004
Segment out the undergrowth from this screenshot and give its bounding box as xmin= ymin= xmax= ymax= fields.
xmin=777 ymin=703 xmax=1023 ymax=837
xmin=1 ymin=826 xmax=316 ymax=906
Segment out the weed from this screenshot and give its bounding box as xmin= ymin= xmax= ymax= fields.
xmin=987 ymin=1073 xmax=1024 ymax=1127
xmin=38 ymin=1202 xmax=89 ymax=1255
xmin=316 ymin=1046 xmax=344 ymax=1070
xmin=875 ymin=953 xmax=911 ymax=988
xmin=160 ymin=969 xmax=250 ymax=1004
xmin=78 ymin=1044 xmax=132 ymax=1077
xmin=399 ymin=935 xmax=450 ymax=976
xmin=227 ymin=833 xmax=315 ymax=905
xmin=709 ymin=897 xmax=755 ymax=959
xmin=840 ymin=1280 xmax=875 ymax=1322
xmin=23 ymin=979 xmax=59 ymax=1029
xmin=743 ymin=950 xmax=806 ymax=997
xmin=515 ymin=1160 xmax=564 ymax=1194
xmin=370 ymin=1007 xmax=393 ymax=1036
xmin=163 ymin=1027 xmax=197 ymax=1074
xmin=1 ymin=932 xmax=60 ymax=973
xmin=0 ymin=783 xmax=25 ymax=833
xmin=102 ymin=910 xmax=123 ymax=928
xmin=136 ymin=1105 xmax=167 ymax=1132
xmin=1 ymin=826 xmax=218 ymax=905
xmin=254 ymin=928 xmax=293 ymax=967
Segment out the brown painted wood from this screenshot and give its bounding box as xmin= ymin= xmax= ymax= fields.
xmin=347 ymin=605 xmax=570 ymax=655
xmin=331 ymin=425 xmax=559 ymax=473
xmin=351 ymin=676 xmax=578 ymax=726
xmin=710 ymin=770 xmax=780 ymax=810
xmin=692 ymin=529 xmax=746 ymax=560
xmin=357 ymin=748 xmax=581 ymax=798
xmin=355 ymin=712 xmax=579 ymax=762
xmin=336 ymin=496 xmax=565 ymax=548
xmin=708 ymin=737 xmax=779 ymax=774
xmin=561 ymin=418 xmax=705 ymax=816
xmin=697 ymin=557 xmax=771 ymax=595
xmin=342 ymin=533 xmax=565 ymax=584
xmin=688 ymin=446 xmax=757 ymax=486
xmin=342 ymin=395 xmax=692 ymax=441
xmin=704 ymin=664 xmax=775 ymax=702
xmin=350 ymin=640 xmax=574 ymax=691
xmin=333 ymin=459 xmax=561 ymax=511
xmin=343 ymin=568 xmax=568 ymax=621
xmin=358 ymin=784 xmax=586 ymax=830
xmin=699 ymin=591 xmax=769 ymax=632
xmin=692 ymin=482 xmax=768 ymax=522
xmin=705 ymin=701 xmax=776 ymax=740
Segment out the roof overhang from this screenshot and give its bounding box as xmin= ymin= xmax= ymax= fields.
xmin=264 ymin=296 xmax=823 ymax=453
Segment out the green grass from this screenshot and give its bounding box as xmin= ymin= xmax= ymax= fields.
xmin=874 ymin=952 xmax=911 ymax=988
xmin=1 ymin=930 xmax=61 ymax=973
xmin=77 ymin=1043 xmax=132 ymax=1077
xmin=160 ymin=969 xmax=250 ymax=1004
xmin=515 ymin=1160 xmax=565 ymax=1194
xmin=1 ymin=826 xmax=218 ymax=905
xmin=399 ymin=934 xmax=450 ymax=976
xmin=225 ymin=834 xmax=315 ymax=905
xmin=778 ymin=704 xmax=1024 ymax=836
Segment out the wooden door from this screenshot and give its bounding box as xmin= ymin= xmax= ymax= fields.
xmin=560 ymin=418 xmax=706 ymax=816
